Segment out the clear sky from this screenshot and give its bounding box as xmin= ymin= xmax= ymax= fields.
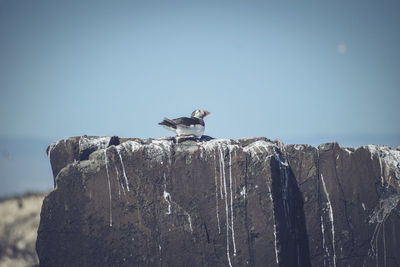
xmin=1 ymin=0 xmax=399 ymax=196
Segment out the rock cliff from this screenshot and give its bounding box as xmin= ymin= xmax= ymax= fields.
xmin=37 ymin=136 xmax=400 ymax=267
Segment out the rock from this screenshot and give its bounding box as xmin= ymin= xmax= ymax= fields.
xmin=284 ymin=143 xmax=400 ymax=267
xmin=46 ymin=137 xmax=80 ymax=181
xmin=37 ymin=137 xmax=400 ymax=266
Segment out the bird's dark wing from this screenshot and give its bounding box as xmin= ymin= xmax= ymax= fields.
xmin=158 ymin=118 xmax=177 ymax=128
xmin=158 ymin=117 xmax=204 ymax=128
xmin=172 ymin=117 xmax=204 ymax=127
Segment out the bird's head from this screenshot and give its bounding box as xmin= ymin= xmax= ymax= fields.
xmin=191 ymin=109 xmax=210 ymax=119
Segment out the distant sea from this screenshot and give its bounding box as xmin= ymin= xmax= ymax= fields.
xmin=0 ymin=137 xmax=54 ymax=198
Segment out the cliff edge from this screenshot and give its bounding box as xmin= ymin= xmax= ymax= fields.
xmin=37 ymin=136 xmax=400 ymax=266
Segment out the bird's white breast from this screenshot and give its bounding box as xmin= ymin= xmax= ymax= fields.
xmin=176 ymin=124 xmax=205 ymax=137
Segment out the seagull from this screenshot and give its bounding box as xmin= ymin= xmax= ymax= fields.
xmin=158 ymin=109 xmax=210 ymax=137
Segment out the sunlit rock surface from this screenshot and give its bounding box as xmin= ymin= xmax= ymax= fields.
xmin=37 ymin=136 xmax=400 ymax=267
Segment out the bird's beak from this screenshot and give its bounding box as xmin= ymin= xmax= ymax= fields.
xmin=203 ymin=110 xmax=210 ymax=116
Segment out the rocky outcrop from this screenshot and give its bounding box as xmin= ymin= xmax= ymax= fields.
xmin=285 ymin=143 xmax=400 ymax=267
xmin=37 ymin=136 xmax=400 ymax=267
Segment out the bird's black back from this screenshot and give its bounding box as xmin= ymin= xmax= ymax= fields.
xmin=172 ymin=117 xmax=204 ymax=127
xmin=158 ymin=117 xmax=204 ymax=128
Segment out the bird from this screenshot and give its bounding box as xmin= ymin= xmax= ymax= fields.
xmin=159 ymin=109 xmax=210 ymax=137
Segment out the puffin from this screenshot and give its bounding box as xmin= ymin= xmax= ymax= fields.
xmin=159 ymin=109 xmax=210 ymax=137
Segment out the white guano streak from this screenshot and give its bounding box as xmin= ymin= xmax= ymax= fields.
xmin=117 ymin=149 xmax=130 ymax=192
xmin=320 ymin=215 xmax=330 ymax=267
xmin=214 ymin=161 xmax=221 ymax=234
xmin=163 ymin=174 xmax=171 ymax=215
xmin=219 ymin=150 xmax=224 ymax=200
xmin=184 ymin=210 xmax=193 ymax=232
xmin=104 ymin=149 xmax=113 ymax=227
xmin=321 ymin=174 xmax=336 ymax=267
xmin=163 ymin=175 xmax=193 ymax=233
xmin=320 ymin=215 xmax=325 ymax=250
xmin=163 ymin=191 xmax=193 ymax=232
xmin=218 ymin=145 xmax=233 ymax=267
xmin=268 ymin=185 xmax=279 ymax=265
xmin=163 ymin=188 xmax=172 ymax=215
xmin=114 ymin=166 xmax=121 ymax=196
xmin=378 ymin=156 xmax=384 ymax=187
xmin=240 ymin=186 xmax=247 ymax=199
xmin=370 ymin=150 xmax=385 ymax=186
xmin=229 ymin=149 xmax=237 ymax=257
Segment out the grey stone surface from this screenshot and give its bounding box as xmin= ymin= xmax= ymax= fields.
xmin=37 ymin=137 xmax=400 ymax=267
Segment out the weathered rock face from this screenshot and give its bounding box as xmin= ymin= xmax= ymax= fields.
xmin=285 ymin=143 xmax=400 ymax=267
xmin=37 ymin=136 xmax=400 ymax=267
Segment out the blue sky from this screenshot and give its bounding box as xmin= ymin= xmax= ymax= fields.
xmin=1 ymin=0 xmax=399 ymax=196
